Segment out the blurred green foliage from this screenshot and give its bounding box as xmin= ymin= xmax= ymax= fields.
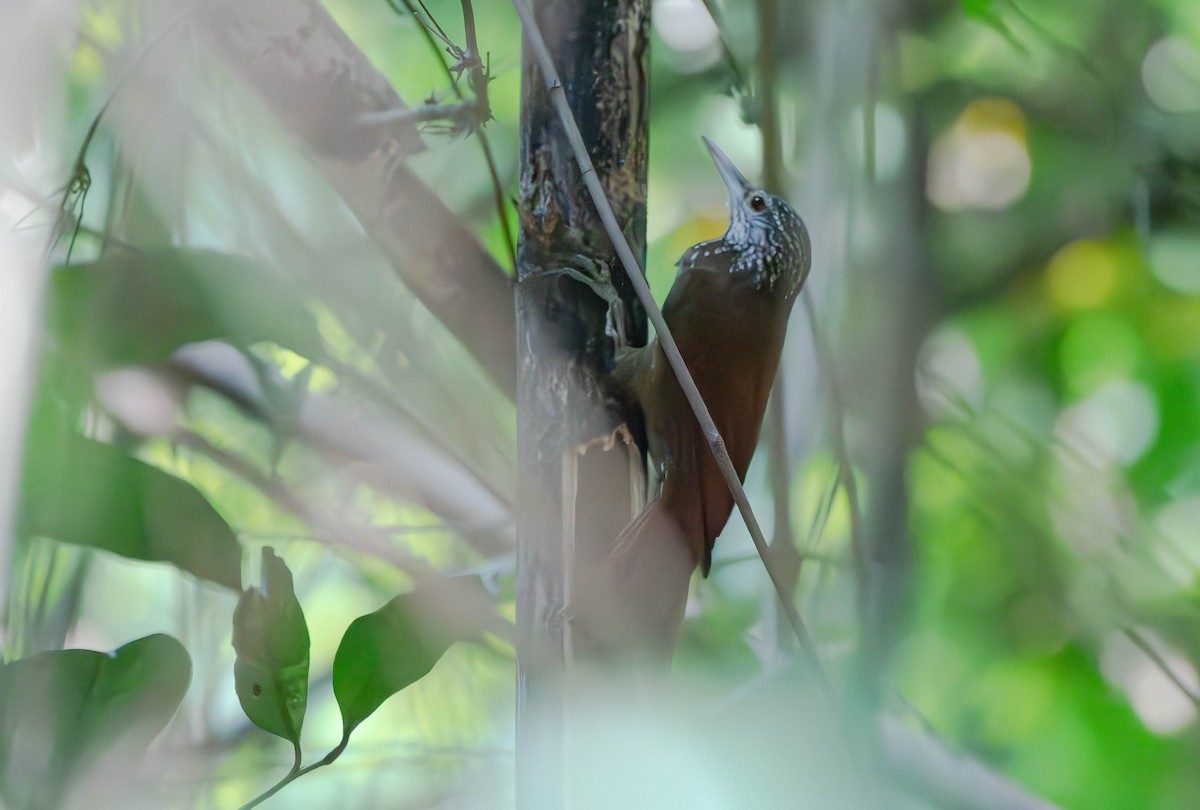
xmin=21 ymin=430 xmax=242 ymax=590
xmin=0 ymin=634 xmax=191 ymax=809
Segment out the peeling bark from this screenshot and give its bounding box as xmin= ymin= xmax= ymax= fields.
xmin=514 ymin=0 xmax=650 ymax=806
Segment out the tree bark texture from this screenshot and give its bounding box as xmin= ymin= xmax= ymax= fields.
xmin=515 ymin=0 xmax=650 ymax=805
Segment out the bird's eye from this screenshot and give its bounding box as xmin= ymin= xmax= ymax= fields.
xmin=749 ymin=194 xmax=767 ymax=212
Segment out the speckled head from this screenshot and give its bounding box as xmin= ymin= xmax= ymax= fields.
xmin=701 ymin=136 xmax=811 ymax=298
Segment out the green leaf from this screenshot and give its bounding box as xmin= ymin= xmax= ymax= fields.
xmin=957 ymin=0 xmax=1028 ymax=54
xmin=232 ymin=547 xmax=310 ymax=746
xmin=0 ymin=634 xmax=191 ymax=809
xmin=332 ymin=593 xmax=459 ymax=737
xmin=958 ymin=0 xmax=994 ymax=18
xmin=19 ymin=433 xmax=242 ymax=590
xmin=47 ymin=247 xmax=325 ymax=369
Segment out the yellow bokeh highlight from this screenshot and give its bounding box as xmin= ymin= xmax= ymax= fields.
xmin=668 ymin=214 xmax=728 ymax=261
xmin=928 ymin=97 xmax=1031 ymax=211
xmin=649 ymin=214 xmax=729 ymax=302
xmin=1044 ymin=239 xmax=1119 ymax=311
xmin=957 ymin=98 xmax=1028 ymax=143
xmin=80 ymin=6 xmax=125 ymax=50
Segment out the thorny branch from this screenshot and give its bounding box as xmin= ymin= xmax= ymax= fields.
xmin=388 ymin=0 xmax=517 ymax=270
xmin=53 ymin=4 xmax=202 ymax=263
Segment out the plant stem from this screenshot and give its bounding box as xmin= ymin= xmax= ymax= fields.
xmin=236 ymin=735 xmax=349 ymax=810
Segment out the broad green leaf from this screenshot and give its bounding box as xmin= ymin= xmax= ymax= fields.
xmin=332 ymin=593 xmax=459 ymax=736
xmin=47 ymin=247 xmax=325 ymax=369
xmin=232 ymin=548 xmax=310 ymax=746
xmin=0 ymin=634 xmax=191 ymax=810
xmin=19 ymin=433 xmax=242 ymax=590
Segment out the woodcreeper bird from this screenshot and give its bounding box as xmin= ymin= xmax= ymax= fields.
xmin=605 ymin=137 xmax=812 ymax=656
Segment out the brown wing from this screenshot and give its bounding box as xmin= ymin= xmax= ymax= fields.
xmin=602 ymin=252 xmax=786 ymax=657
xmin=658 ymin=261 xmax=785 ymax=574
xmin=600 ymin=496 xmax=696 ymax=657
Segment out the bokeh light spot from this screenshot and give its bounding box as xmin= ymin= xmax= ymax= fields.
xmin=1044 ymin=239 xmax=1119 ymax=311
xmin=927 ymin=98 xmax=1031 ymax=211
xmin=1155 ymin=497 xmax=1200 ymax=579
xmin=1142 ymin=37 xmax=1200 ymax=113
xmin=654 ymin=0 xmax=719 ymax=54
xmin=1149 ymin=230 xmax=1200 ymax=294
xmin=958 ymin=98 xmax=1028 ymax=140
xmin=1055 ymin=380 xmax=1159 ymax=465
xmin=1102 ymin=631 xmax=1198 ymax=734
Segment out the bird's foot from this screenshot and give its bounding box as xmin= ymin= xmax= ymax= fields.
xmin=547 ymin=263 xmax=628 ymax=346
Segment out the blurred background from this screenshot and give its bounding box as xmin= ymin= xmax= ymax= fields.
xmin=2 ymin=0 xmax=1200 ymax=807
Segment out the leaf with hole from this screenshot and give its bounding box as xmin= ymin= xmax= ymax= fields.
xmin=0 ymin=634 xmax=191 ymax=809
xmin=232 ymin=547 xmax=310 ymax=746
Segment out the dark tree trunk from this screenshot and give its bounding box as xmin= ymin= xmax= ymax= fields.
xmin=514 ymin=0 xmax=650 ymax=805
